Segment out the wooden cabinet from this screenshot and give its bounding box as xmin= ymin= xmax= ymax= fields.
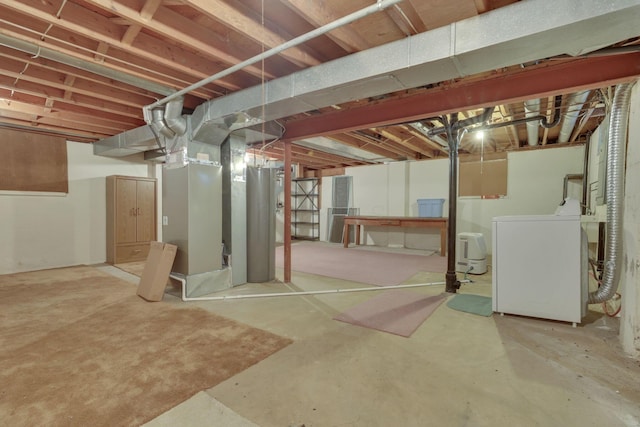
xmin=106 ymin=175 xmax=157 ymax=264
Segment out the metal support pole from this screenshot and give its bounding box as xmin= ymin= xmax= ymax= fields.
xmin=284 ymin=140 xmax=292 ymax=283
xmin=443 ymin=115 xmax=461 ymax=293
xmin=582 ymin=134 xmax=591 ymax=215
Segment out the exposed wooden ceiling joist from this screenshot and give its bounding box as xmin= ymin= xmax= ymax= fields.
xmin=0 ymin=0 xmax=636 ymax=169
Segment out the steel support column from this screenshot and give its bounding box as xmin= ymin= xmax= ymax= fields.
xmin=443 ymin=115 xmax=461 ymax=293
xmin=284 ymin=140 xmax=292 ymax=283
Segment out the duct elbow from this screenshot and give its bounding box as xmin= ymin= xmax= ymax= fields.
xmin=150 ymin=108 xmax=175 ymax=138
xmin=149 ymin=97 xmax=187 ymax=139
xmin=166 ymin=116 xmax=187 ymax=136
xmin=164 ymin=97 xmax=187 ymax=136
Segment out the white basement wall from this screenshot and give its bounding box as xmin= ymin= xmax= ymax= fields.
xmin=322 ymin=145 xmax=584 ymax=255
xmin=0 ymin=141 xmax=153 ymax=274
xmin=620 ymin=82 xmax=640 ymax=356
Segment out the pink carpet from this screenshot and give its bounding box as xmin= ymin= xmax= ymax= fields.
xmin=275 ymin=243 xmax=446 ymax=286
xmin=334 ymin=290 xmax=448 ymax=337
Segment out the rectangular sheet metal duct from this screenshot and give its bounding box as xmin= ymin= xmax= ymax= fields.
xmin=96 ymin=0 xmax=640 ymax=156
xmin=192 ymin=0 xmax=640 ymax=130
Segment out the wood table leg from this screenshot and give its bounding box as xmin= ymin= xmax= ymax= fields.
xmin=343 ymin=222 xmax=350 ymax=248
xmin=355 ymin=224 xmax=361 ymax=245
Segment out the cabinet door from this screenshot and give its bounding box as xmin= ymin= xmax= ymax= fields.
xmin=136 ymin=180 xmax=156 ymax=242
xmin=115 ymin=178 xmax=137 ymax=243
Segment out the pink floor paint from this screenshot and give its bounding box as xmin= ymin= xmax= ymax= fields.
xmin=276 ymin=243 xmax=446 ymax=286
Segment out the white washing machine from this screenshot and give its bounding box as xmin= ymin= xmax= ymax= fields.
xmin=492 ymin=199 xmax=588 ymax=325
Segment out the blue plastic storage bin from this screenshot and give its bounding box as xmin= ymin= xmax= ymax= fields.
xmin=417 ymin=198 xmax=445 ymax=217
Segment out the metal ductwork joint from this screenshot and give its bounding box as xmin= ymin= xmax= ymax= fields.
xmin=150 ymin=97 xmax=187 ymax=139
xmin=164 ymin=97 xmax=187 ymax=136
xmin=150 ymin=108 xmax=171 ymax=138
xmin=588 ymin=82 xmax=636 ymax=304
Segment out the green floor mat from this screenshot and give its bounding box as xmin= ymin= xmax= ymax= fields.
xmin=446 ymin=294 xmax=493 ymax=317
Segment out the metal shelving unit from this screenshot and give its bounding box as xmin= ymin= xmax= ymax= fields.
xmin=291 ymin=178 xmax=320 ymax=240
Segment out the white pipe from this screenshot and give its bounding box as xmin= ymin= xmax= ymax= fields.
xmin=170 ymin=273 xmax=470 ymax=302
xmin=558 ymin=90 xmax=590 ymax=143
xmin=143 ymin=0 xmax=402 ymax=122
xmin=524 ymin=98 xmax=541 ymax=146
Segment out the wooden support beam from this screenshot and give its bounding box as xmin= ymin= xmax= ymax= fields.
xmin=373 ymin=127 xmax=435 ymax=158
xmin=326 ymin=133 xmax=401 ymax=160
xmin=400 ymin=125 xmax=448 ymax=155
xmin=349 ymin=130 xmax=419 ymax=158
xmin=281 ymin=0 xmax=370 ymax=52
xmin=255 ymin=147 xmax=351 ymax=168
xmin=183 ymin=0 xmax=321 ymax=68
xmin=303 ymin=167 xmax=346 ymax=178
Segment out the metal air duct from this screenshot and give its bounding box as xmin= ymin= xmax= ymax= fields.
xmin=524 ymin=99 xmax=541 ymax=146
xmin=588 ymin=81 xmax=635 ymax=304
xmin=93 ymin=125 xmax=159 ymax=157
xmin=191 ymin=0 xmax=640 ymax=132
xmin=164 ymin=97 xmax=187 ymax=136
xmin=96 ymin=0 xmax=640 ymax=157
xmin=150 ymin=108 xmax=171 ymax=138
xmin=558 ymin=91 xmax=591 ymax=143
xmin=150 ymin=97 xmax=187 ymax=138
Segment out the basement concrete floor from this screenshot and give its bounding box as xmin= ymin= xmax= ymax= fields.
xmin=106 ymin=246 xmax=640 ymax=427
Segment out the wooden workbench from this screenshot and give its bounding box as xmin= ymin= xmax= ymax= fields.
xmin=342 ymin=216 xmax=448 ymax=255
